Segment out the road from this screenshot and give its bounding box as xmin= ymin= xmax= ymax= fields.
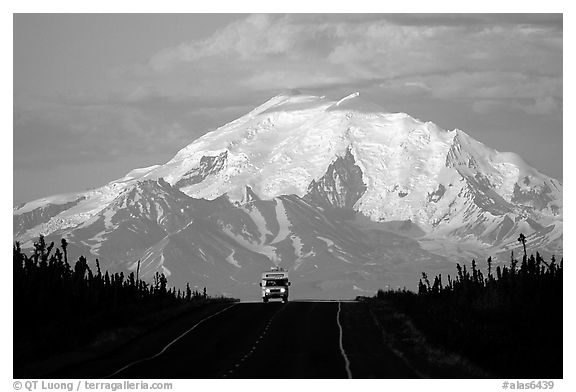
xmin=50 ymin=301 xmax=452 ymax=379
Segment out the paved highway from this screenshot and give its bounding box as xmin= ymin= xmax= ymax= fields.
xmin=50 ymin=301 xmax=471 ymax=378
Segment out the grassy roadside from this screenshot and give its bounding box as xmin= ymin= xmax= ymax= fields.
xmin=360 ymin=251 xmax=562 ymax=379
xmin=15 ymin=298 xmax=238 ymax=378
xmin=360 ymin=299 xmax=492 ymax=378
xmin=13 ymin=236 xmax=239 ymax=378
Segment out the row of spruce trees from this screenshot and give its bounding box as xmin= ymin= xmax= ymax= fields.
xmin=372 ymin=233 xmax=563 ymax=378
xmin=14 ymin=235 xmax=210 ymax=325
xmin=415 ymin=234 xmax=562 ymax=308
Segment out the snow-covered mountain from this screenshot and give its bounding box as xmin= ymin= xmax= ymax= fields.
xmin=13 ymin=91 xmax=562 ymax=300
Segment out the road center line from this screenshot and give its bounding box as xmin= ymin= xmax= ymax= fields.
xmin=103 ymin=303 xmax=238 ymax=378
xmin=222 ymin=304 xmax=287 ymax=378
xmin=337 ymin=301 xmax=353 ymax=379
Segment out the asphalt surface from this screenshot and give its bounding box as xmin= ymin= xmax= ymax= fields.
xmin=52 ymin=301 xmax=422 ymax=379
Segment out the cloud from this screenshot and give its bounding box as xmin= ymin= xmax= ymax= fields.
xmin=14 ymin=14 xmax=563 ymax=172
xmin=131 ymin=14 xmax=560 ymax=74
xmin=472 ymin=96 xmax=562 ymax=115
xmin=53 ymin=86 xmax=265 ymax=114
xmin=112 ymin=14 xmax=561 ymax=112
xmin=380 ymin=71 xmax=561 ymax=100
xmin=12 ymin=96 xmax=254 ymax=171
xmin=519 ymin=96 xmax=562 ymax=115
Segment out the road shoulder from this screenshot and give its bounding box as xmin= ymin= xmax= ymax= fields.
xmin=360 ymin=299 xmax=492 ymax=378
xmin=34 ymin=301 xmax=237 ymax=378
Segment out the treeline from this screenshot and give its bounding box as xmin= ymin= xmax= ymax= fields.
xmin=415 ymin=251 xmax=561 ymax=304
xmin=14 ymin=235 xmax=234 ymax=371
xmin=14 ymin=236 xmax=210 ymax=324
xmin=370 ymin=235 xmax=562 ymax=378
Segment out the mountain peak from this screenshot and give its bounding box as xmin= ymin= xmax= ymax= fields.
xmin=111 ymin=165 xmax=161 ymax=184
xmin=13 ymin=91 xmax=563 ymax=298
xmin=336 ymin=91 xmax=360 ymax=106
xmin=326 ymin=91 xmax=386 ymax=114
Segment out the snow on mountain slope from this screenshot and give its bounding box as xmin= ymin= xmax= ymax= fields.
xmin=124 ymin=192 xmax=453 ymax=300
xmin=134 ymin=91 xmax=560 ymax=226
xmin=13 ymin=166 xmax=159 ymax=246
xmin=13 ymin=91 xmax=562 ymax=299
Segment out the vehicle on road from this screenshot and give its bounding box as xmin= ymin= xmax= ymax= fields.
xmin=260 ymin=268 xmax=290 ymax=303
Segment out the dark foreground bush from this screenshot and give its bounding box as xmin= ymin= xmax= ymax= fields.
xmin=366 ymin=247 xmax=562 ymax=378
xmin=13 ymin=236 xmax=237 ymax=369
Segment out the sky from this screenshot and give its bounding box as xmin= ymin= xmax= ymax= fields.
xmin=13 ymin=13 xmax=563 ymax=205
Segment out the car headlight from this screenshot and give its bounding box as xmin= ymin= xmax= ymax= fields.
xmin=265 ymin=289 xmax=271 ymax=293
xmin=280 ymin=288 xmax=285 ymax=293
